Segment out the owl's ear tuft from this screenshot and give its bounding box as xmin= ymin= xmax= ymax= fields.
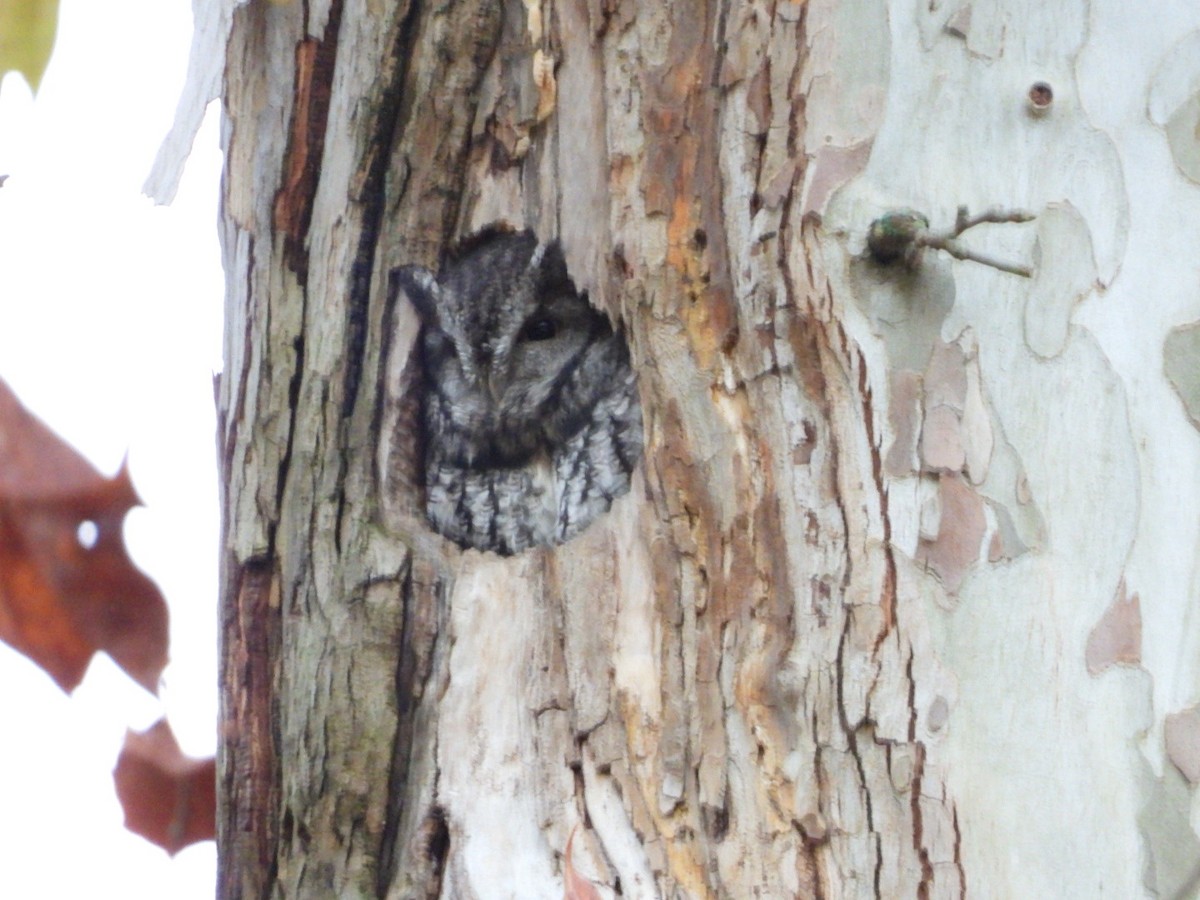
xmin=391 ymin=265 xmax=441 ymax=324
xmin=531 ymin=240 xmax=572 ymax=291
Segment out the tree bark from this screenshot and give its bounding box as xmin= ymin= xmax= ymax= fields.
xmin=213 ymin=0 xmax=1200 ymax=897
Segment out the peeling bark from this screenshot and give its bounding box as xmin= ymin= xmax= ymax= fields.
xmin=212 ymin=0 xmax=1200 ymax=897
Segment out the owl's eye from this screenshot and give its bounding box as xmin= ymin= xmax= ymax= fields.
xmin=520 ymin=315 xmax=557 ymax=342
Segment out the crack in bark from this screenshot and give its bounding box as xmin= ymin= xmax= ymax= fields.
xmin=952 ymin=805 xmax=966 ymax=897
xmin=273 ymin=3 xmax=344 ymax=279
xmin=854 ymin=340 xmax=898 ymax=642
xmin=905 ymin=653 xmax=935 ymax=898
xmin=218 ymin=557 xmax=282 ymax=899
xmin=376 ymin=561 xmax=412 ymax=894
xmin=835 ymin=617 xmax=884 ymax=897
xmin=270 ymin=0 xmax=326 ymax=561
xmin=221 ymin=235 xmax=257 ymax=517
xmin=340 ymin=0 xmax=422 ymax=424
xmin=420 ymin=805 xmax=451 ymax=899
xmin=273 ymin=326 xmax=305 ymax=562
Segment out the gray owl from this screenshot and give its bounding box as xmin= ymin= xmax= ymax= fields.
xmin=391 ymin=226 xmax=642 ymax=555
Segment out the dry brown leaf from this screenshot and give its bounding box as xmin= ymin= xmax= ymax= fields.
xmin=0 ymin=378 xmax=168 ymax=692
xmin=114 ymin=719 xmax=215 ymax=854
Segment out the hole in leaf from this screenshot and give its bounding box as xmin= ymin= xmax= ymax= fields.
xmin=77 ymin=520 xmax=99 ymax=550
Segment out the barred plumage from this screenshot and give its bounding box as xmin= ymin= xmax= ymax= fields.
xmin=392 ymin=226 xmax=642 ymax=555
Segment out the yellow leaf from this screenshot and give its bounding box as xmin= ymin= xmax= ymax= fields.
xmin=0 ymin=0 xmax=60 ymax=92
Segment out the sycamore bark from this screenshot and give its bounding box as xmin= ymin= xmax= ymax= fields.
xmin=214 ymin=0 xmax=1200 ymax=897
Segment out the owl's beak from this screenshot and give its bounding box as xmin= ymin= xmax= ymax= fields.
xmin=474 ymin=345 xmax=506 ymax=403
xmin=484 ymin=368 xmax=506 ymax=404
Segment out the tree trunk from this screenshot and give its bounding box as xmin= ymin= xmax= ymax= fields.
xmin=213 ymin=0 xmax=1200 ymax=897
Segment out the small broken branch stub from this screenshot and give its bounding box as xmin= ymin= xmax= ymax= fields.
xmin=867 ymin=205 xmax=1036 ymax=277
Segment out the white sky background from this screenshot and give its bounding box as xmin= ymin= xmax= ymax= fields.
xmin=0 ymin=1 xmax=221 ymax=896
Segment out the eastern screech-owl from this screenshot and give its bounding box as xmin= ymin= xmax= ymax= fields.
xmin=392 ymin=226 xmax=643 ymax=555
